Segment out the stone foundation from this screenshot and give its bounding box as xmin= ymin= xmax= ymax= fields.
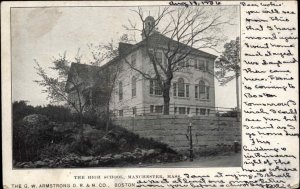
xmin=113 ymin=115 xmax=241 ymax=155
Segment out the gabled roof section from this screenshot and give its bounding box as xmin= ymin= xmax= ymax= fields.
xmin=149 ymin=33 xmax=218 ymax=59
xmin=65 ymin=63 xmax=102 ymax=92
xmin=118 ymin=42 xmax=135 ymax=56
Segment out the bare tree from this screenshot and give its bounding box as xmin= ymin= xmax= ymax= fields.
xmin=88 ymin=34 xmax=136 ymax=66
xmin=34 ymin=53 xmax=95 ymax=152
xmin=123 ymin=7 xmax=233 ymax=114
xmin=215 ymin=37 xmax=240 ymax=119
xmin=87 ymin=34 xmax=130 ymax=130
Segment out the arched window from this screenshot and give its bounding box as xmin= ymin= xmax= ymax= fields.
xmin=119 ymin=81 xmax=123 ymax=101
xmin=173 ymin=78 xmax=190 ymax=98
xmin=178 ymin=78 xmax=185 ymax=97
xmin=132 ymin=76 xmax=136 ymax=97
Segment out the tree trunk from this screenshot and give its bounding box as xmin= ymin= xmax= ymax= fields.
xmin=79 ymin=113 xmax=84 ymax=154
xmin=163 ymin=96 xmax=170 ymax=115
xmin=163 ymin=84 xmax=171 ymax=115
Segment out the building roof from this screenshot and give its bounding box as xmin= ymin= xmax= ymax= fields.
xmin=140 ymin=33 xmax=218 ymax=59
xmin=105 ymin=33 xmax=217 ymax=68
xmin=65 ymin=63 xmax=103 ymax=92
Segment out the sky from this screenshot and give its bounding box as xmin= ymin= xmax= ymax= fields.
xmin=11 ymin=6 xmax=239 ymax=108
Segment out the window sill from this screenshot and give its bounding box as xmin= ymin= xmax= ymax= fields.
xmin=195 ymin=69 xmax=209 ymax=72
xmin=195 ymin=99 xmax=210 ymax=102
xmin=176 ymin=69 xmax=192 ymax=73
xmin=149 ymin=94 xmax=163 ymax=97
xmin=173 ymin=96 xmax=190 ymax=100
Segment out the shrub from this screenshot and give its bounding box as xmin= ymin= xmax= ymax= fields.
xmin=13 ymin=101 xmax=35 ymax=123
xmin=13 ymin=116 xmax=53 ymax=162
xmin=40 ymin=143 xmax=71 ymax=159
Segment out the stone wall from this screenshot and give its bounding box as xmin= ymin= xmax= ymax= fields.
xmin=113 ymin=115 xmax=241 ymax=155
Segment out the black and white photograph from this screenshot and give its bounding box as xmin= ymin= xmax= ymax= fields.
xmin=11 ymin=5 xmax=241 ymax=168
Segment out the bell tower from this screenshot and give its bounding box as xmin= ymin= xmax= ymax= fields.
xmin=141 ymin=16 xmax=157 ymax=40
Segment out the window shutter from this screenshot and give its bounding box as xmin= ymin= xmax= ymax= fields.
xmin=206 ymin=86 xmax=210 ymax=99
xmin=150 ymin=105 xmax=154 ymax=113
xmin=186 ymin=85 xmax=189 ymax=97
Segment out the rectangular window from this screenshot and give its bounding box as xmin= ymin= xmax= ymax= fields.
xmin=205 ymin=60 xmax=209 ymax=71
xmin=195 ymin=86 xmax=198 ymax=98
xmin=132 ymin=88 xmax=136 ymax=97
xmin=119 ymin=110 xmax=123 ymax=117
xmin=148 ymin=49 xmax=154 ymax=59
xmin=191 ymin=59 xmax=197 ymax=69
xmin=173 ymin=83 xmax=177 ymax=97
xmin=154 ymin=80 xmax=162 ymax=95
xmin=155 ymin=106 xmax=163 ymax=113
xmin=186 ymin=85 xmax=189 ymax=97
xmin=187 ymin=108 xmax=190 ymax=115
xmin=185 ymin=59 xmax=189 ymax=68
xmin=155 ymin=52 xmax=163 ymax=64
xmin=119 ymin=82 xmax=123 ymax=101
xmin=131 ymin=53 xmax=136 ymax=67
xmin=132 ymin=77 xmax=136 ymax=97
xmin=179 ymin=107 xmax=186 ymax=115
xmin=164 ymin=54 xmax=168 ymax=65
xmin=132 ymin=107 xmax=137 ymax=115
xmin=207 ymin=109 xmax=210 ymax=115
xmin=198 ymin=60 xmax=205 ymax=70
xmin=150 ymin=80 xmax=153 ymax=95
xmin=150 ymin=80 xmax=162 ymax=96
xmin=174 ymin=107 xmax=177 ymax=114
xmin=196 ymin=108 xmax=199 ymax=115
xmin=150 ymin=105 xmax=154 ymax=113
xmin=200 ymin=108 xmax=206 ymax=115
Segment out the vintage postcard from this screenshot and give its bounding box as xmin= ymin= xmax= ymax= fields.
xmin=2 ymin=1 xmax=299 ymax=189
